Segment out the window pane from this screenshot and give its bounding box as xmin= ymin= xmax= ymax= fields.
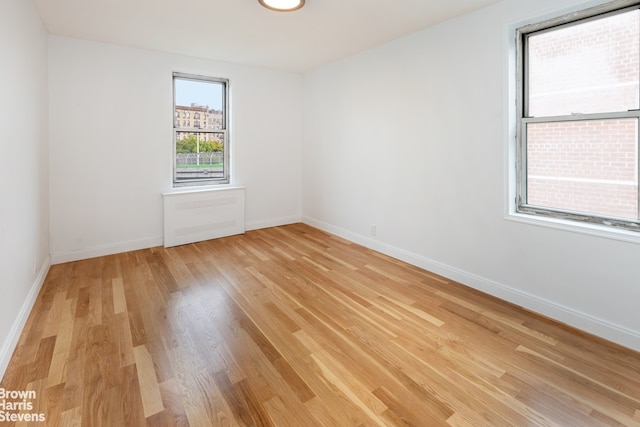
xmin=174 ymin=78 xmax=224 ymax=125
xmin=527 ymin=10 xmax=640 ymax=117
xmin=175 ymin=131 xmax=225 ymax=182
xmin=526 ymin=119 xmax=639 ymax=220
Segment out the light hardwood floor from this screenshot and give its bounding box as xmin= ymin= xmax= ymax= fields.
xmin=1 ymin=223 xmax=640 ymax=426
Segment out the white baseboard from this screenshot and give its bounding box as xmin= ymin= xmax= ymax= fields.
xmin=302 ymin=216 xmax=640 ymax=353
xmin=50 ymin=215 xmax=304 ymax=265
xmin=246 ymin=215 xmax=301 ymax=232
xmin=50 ymin=236 xmax=163 ymax=264
xmin=51 ymin=217 xmax=304 ymax=264
xmin=0 ymin=256 xmax=51 ymax=381
xmin=50 ymin=215 xmax=303 ymax=265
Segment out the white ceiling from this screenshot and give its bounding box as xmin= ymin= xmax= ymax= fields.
xmin=34 ymin=0 xmax=500 ymax=73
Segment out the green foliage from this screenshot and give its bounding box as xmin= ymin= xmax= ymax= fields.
xmin=176 ymin=135 xmax=223 ymax=153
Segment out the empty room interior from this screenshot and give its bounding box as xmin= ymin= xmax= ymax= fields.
xmin=2 ymin=0 xmax=640 ymax=425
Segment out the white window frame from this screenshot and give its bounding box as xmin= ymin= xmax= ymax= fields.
xmin=172 ymin=72 xmax=230 ymax=186
xmin=515 ymin=0 xmax=640 ymax=233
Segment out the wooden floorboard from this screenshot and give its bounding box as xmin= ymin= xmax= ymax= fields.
xmin=1 ymin=223 xmax=639 ymax=426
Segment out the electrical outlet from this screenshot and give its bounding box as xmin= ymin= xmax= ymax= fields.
xmin=370 ymin=225 xmax=377 ymax=236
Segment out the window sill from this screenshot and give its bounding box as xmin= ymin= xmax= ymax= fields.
xmin=163 ymin=185 xmax=245 ymax=198
xmin=505 ymin=212 xmax=640 ymax=245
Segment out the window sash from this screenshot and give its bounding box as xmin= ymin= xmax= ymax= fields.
xmin=522 ymin=6 xmax=640 ymax=119
xmin=517 ymin=116 xmax=640 ymax=230
xmin=518 ymin=113 xmax=640 ymax=213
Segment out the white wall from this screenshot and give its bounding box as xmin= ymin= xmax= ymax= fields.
xmin=302 ymin=0 xmax=640 ymax=351
xmin=49 ymin=37 xmax=302 ymax=263
xmin=0 ymin=0 xmax=50 ymax=377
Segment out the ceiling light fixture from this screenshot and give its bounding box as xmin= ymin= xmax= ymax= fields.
xmin=259 ymin=0 xmax=305 ymax=12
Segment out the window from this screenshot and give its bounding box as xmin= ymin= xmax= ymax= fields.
xmin=516 ymin=1 xmax=640 ymax=231
xmin=173 ymin=72 xmax=229 ymax=185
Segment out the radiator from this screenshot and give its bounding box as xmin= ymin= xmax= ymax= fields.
xmin=162 ymin=187 xmax=245 ymax=247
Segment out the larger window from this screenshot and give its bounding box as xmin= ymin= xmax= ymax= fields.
xmin=516 ymin=1 xmax=640 ymax=231
xmin=173 ymin=72 xmax=229 ymax=185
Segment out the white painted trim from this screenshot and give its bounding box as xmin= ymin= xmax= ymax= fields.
xmin=162 ymin=185 xmax=245 ymax=197
xmin=0 ymin=257 xmax=51 ymax=381
xmin=302 ymin=216 xmax=640 ymax=352
xmin=50 ymin=236 xmax=163 ymax=264
xmin=245 ymin=215 xmax=301 ymax=231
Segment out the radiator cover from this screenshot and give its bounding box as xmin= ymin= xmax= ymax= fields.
xmin=162 ymin=187 xmax=245 ymax=247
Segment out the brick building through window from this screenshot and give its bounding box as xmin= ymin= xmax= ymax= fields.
xmin=517 ymin=4 xmax=640 ymax=229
